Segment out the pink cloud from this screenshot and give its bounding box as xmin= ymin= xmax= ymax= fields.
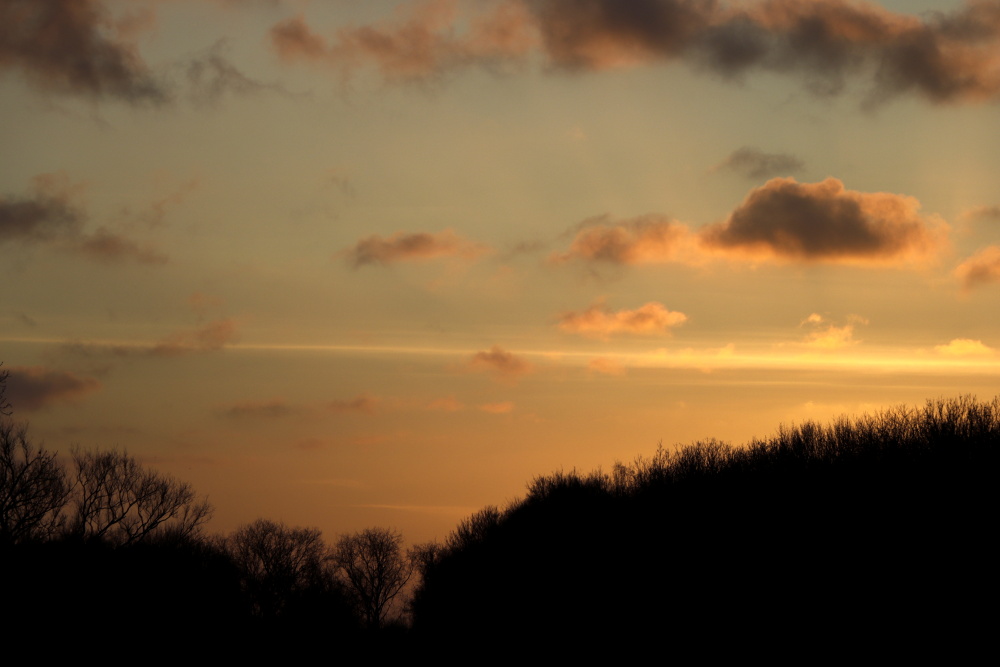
xmin=551 ymin=215 xmax=692 ymax=265
xmin=955 ymin=245 xmax=1000 ymax=290
xmin=559 ymin=301 xmax=687 ymax=340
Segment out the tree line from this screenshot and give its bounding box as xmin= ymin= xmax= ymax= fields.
xmin=1 ymin=363 xmax=420 ymax=655
xmin=4 ymin=359 xmax=996 ymax=658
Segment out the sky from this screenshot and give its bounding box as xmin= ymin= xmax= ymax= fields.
xmin=3 ymin=0 xmax=1000 ymax=545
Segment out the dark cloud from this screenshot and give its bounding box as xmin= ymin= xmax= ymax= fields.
xmin=550 ymin=215 xmax=692 ymax=265
xmin=341 ymin=229 xmax=488 ymax=267
xmin=5 ymin=366 xmax=101 ymax=411
xmin=529 ymin=0 xmax=715 ymax=70
xmin=955 ymin=245 xmax=1000 ymax=290
xmin=701 ymin=177 xmax=946 ymax=264
xmin=0 ymin=175 xmax=83 ymax=243
xmin=712 ymin=147 xmax=805 ymax=179
xmin=0 ymin=0 xmax=167 ymax=103
xmin=279 ymin=0 xmax=1000 ymax=105
xmin=1 ymin=174 xmax=168 ymax=264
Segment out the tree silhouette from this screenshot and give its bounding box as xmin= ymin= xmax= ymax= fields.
xmin=333 ymin=527 xmax=414 ymax=629
xmin=0 ymin=363 xmax=11 ymax=416
xmin=71 ymin=448 xmax=212 ymax=545
xmin=0 ymin=419 xmax=70 ymax=544
xmin=225 ymin=518 xmax=338 ymax=618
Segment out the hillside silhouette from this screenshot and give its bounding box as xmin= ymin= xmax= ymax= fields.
xmin=411 ymin=396 xmax=997 ymax=658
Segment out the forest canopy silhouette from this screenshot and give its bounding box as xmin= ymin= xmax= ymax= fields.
xmin=3 ymin=382 xmax=996 ymax=657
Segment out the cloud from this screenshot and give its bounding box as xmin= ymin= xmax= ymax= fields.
xmin=959 ymin=205 xmax=1000 ymax=222
xmin=327 ymin=395 xmax=379 ymax=414
xmin=149 ymin=318 xmax=238 ymax=357
xmin=270 ymin=0 xmax=538 ymax=82
xmin=558 ymin=301 xmax=687 ymax=340
xmin=796 ymin=313 xmax=865 ymax=350
xmin=68 ymin=319 xmax=237 ymax=358
xmin=1 ymin=174 xmax=168 ymax=263
xmin=0 ymin=173 xmax=84 ymax=243
xmin=216 ymin=394 xmax=378 ymax=419
xmin=588 ymin=357 xmax=626 ymax=376
xmin=426 ymin=396 xmax=464 ymax=411
xmin=934 ymin=338 xmax=994 ymax=356
xmin=701 ymin=177 xmax=946 ymax=265
xmin=466 ymin=345 xmax=533 ymax=382
xmin=74 ymin=227 xmax=169 ymax=264
xmin=341 ymin=229 xmax=488 ymax=267
xmin=281 ymin=0 xmax=1000 ymax=105
xmin=184 ymin=41 xmax=291 ymax=105
xmin=0 ymin=0 xmax=167 ymax=103
xmin=479 ymin=401 xmax=515 ymax=414
xmin=711 ymin=147 xmax=805 ymax=179
xmin=218 ymin=398 xmax=298 ymax=419
xmin=551 ymin=215 xmax=692 ymax=265
xmin=5 ymin=366 xmax=101 ymax=411
xmin=955 ymin=245 xmax=1000 ymax=290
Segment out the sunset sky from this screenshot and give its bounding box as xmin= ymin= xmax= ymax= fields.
xmin=3 ymin=0 xmax=1000 ymax=545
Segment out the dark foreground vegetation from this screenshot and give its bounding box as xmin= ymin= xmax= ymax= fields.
xmin=3 ymin=359 xmax=997 ymax=659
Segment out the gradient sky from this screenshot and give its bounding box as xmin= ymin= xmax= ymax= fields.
xmin=3 ymin=0 xmax=1000 ymax=544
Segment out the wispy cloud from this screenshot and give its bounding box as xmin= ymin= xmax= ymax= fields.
xmin=959 ymin=205 xmax=1000 ymax=223
xmin=558 ymin=301 xmax=687 ymax=340
xmin=5 ymin=366 xmax=101 ymax=412
xmin=479 ymin=401 xmax=515 ymax=414
xmin=327 ymin=395 xmax=379 ymax=414
xmin=711 ymin=147 xmax=805 ymax=180
xmin=701 ymin=177 xmax=946 ymax=265
xmin=588 ymin=357 xmax=626 ymax=376
xmin=65 ymin=317 xmax=238 ymax=358
xmin=216 ymin=394 xmax=378 ymax=419
xmin=270 ymin=0 xmax=538 ymax=82
xmin=550 ymin=215 xmax=692 ymax=266
xmin=955 ymin=245 xmax=1000 ymax=291
xmin=340 ymin=229 xmax=489 ymax=267
xmin=466 ymin=345 xmax=533 ymax=383
xmin=218 ymin=398 xmax=298 ymax=419
xmin=426 ymin=396 xmax=464 ymax=412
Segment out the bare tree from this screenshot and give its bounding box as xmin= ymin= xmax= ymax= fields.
xmin=225 ymin=518 xmax=335 ymax=617
xmin=333 ymin=527 xmax=415 ymax=629
xmin=0 ymin=362 xmax=11 ymax=416
xmin=0 ymin=419 xmax=71 ymax=544
xmin=71 ymin=448 xmax=212 ymax=545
